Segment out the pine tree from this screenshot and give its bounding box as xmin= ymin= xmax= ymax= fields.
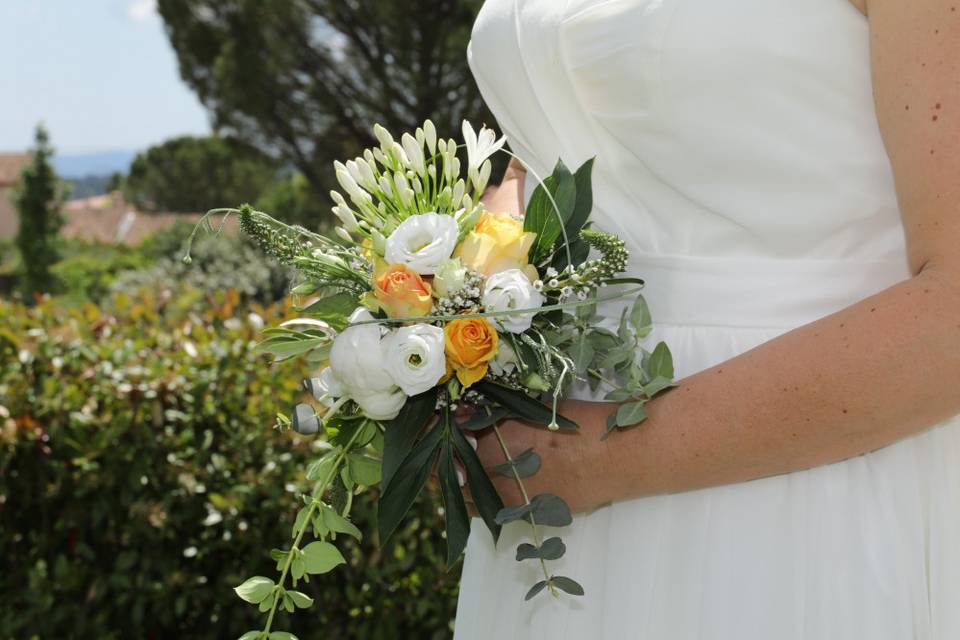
xmin=15 ymin=125 xmax=63 ymax=296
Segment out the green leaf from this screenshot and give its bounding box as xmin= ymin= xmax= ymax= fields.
xmin=570 ymin=334 xmax=595 ymax=375
xmin=255 ymin=336 xmax=328 ymax=363
xmin=602 ymin=411 xmax=618 ymax=440
xmin=287 ymin=590 xmax=313 ymax=609
xmin=647 ymin=341 xmax=674 ymax=379
xmin=347 ymin=454 xmax=381 ymax=486
xmin=257 ymin=593 xmax=275 ymax=612
xmin=381 ymin=388 xmax=438 ymax=492
xmin=529 ymin=493 xmax=573 ymax=527
xmin=525 ymin=580 xmax=549 ymax=601
xmin=643 ymin=375 xmax=676 ymax=398
xmin=550 ymin=575 xmax=585 ymax=596
xmin=457 ymin=406 xmax=510 ymax=431
xmin=616 ymin=401 xmax=647 ymax=427
xmin=378 ymin=420 xmax=443 ymax=544
xmin=305 ymin=450 xmax=338 ymax=482
xmin=630 ymin=294 xmax=653 ymax=339
xmin=292 ymin=505 xmax=311 ymax=539
xmin=492 ymin=448 xmax=541 ymax=479
xmin=301 ymin=541 xmax=345 ymax=575
xmin=438 ymin=437 xmax=470 ymax=567
xmin=321 ymin=505 xmax=362 ymax=541
xmin=515 ymin=536 xmax=566 ymax=561
xmin=233 ymin=576 xmax=274 ymax=604
xmin=238 ymin=632 xmax=262 ymax=640
xmin=603 ymin=388 xmax=633 ymax=402
xmin=450 ymin=419 xmax=503 ymax=542
xmin=567 ymin=158 xmax=595 ymax=238
xmin=474 ymin=381 xmax=578 ymax=430
xmin=298 ymin=292 xmax=356 ymax=330
xmin=269 ymin=633 xmax=300 ymax=640
xmin=524 ymin=160 xmax=576 ymax=263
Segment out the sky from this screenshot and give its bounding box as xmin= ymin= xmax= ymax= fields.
xmin=0 ymin=0 xmax=211 ymax=155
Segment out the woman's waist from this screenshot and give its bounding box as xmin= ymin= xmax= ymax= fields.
xmin=600 ymin=250 xmax=912 ymax=330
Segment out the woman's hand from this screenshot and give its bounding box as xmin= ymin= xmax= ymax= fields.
xmin=480 ymin=157 xmax=527 ymax=217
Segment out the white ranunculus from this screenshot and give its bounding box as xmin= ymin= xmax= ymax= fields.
xmin=308 ymin=367 xmax=344 ymax=407
xmin=328 ymin=308 xmax=406 ymax=420
xmin=433 ymin=257 xmax=468 ymax=298
xmin=482 ymin=269 xmax=545 ymax=333
xmin=352 ymin=388 xmax=407 ymax=421
xmin=384 ymin=212 xmax=459 ymax=274
xmin=382 ymin=324 xmax=446 ymax=396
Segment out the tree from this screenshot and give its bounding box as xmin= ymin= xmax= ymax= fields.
xmin=123 ymin=135 xmax=280 ymax=214
xmin=15 ymin=125 xmax=63 ymax=296
xmin=157 ymin=0 xmax=498 ymax=204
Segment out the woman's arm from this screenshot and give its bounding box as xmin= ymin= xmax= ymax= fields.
xmin=475 ymin=0 xmax=960 ymax=511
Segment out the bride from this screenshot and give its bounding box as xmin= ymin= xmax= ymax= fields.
xmin=455 ymin=0 xmax=960 ymax=637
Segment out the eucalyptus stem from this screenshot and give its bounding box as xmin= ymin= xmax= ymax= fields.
xmin=491 ymin=424 xmax=558 ymax=597
xmin=262 ymin=424 xmax=364 ymax=634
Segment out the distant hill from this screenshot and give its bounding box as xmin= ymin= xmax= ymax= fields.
xmin=53 ymin=150 xmax=136 ymax=179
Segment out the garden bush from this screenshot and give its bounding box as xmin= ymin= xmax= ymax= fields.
xmin=0 ymin=290 xmax=459 ymax=639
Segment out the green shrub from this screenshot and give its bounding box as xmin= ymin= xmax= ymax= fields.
xmin=0 ymin=291 xmax=458 ymax=639
xmin=50 ymin=241 xmax=150 ymax=305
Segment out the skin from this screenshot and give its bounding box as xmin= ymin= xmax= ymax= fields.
xmin=470 ymin=0 xmax=960 ymax=513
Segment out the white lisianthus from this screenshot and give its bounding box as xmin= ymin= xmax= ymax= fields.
xmin=433 ymin=257 xmax=468 ymax=298
xmin=328 ymin=308 xmax=406 ymax=420
xmin=384 ymin=212 xmax=458 ymax=274
xmin=382 ymin=324 xmax=446 ymax=396
xmin=482 ymin=269 xmax=544 ymax=333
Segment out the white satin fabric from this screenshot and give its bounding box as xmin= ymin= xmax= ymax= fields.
xmin=455 ymin=0 xmax=960 ymax=638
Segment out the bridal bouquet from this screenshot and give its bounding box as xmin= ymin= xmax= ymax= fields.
xmin=188 ymin=120 xmax=674 ymax=640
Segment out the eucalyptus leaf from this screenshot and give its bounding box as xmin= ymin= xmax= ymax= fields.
xmin=525 ymin=580 xmax=549 ymax=601
xmin=630 ymin=294 xmax=653 ymax=338
xmin=603 ymin=388 xmax=633 ymax=402
xmin=494 ymin=502 xmax=533 ymax=525
xmin=550 ymin=575 xmax=585 ymax=596
xmin=643 ymin=375 xmax=676 ymax=398
xmin=233 ymin=576 xmax=274 ymax=604
xmin=301 ymin=541 xmax=346 ymax=575
xmin=258 ymin=593 xmax=275 ymax=612
xmin=570 ymin=334 xmax=595 ymax=375
xmin=321 ymin=505 xmax=362 ymax=541
xmin=616 ymin=401 xmax=647 ymax=427
xmin=238 ymin=632 xmax=261 ymax=640
xmin=529 ymin=494 xmax=573 ymax=527
xmin=347 ymin=454 xmax=381 ymax=486
xmin=269 ymin=633 xmax=300 ymax=640
xmin=515 ymin=536 xmax=566 ymax=561
xmin=492 ymin=447 xmax=541 ymax=479
xmin=602 ymin=411 xmax=618 ymax=440
xmin=647 ymin=341 xmax=674 ymax=380
xmin=287 ymin=590 xmax=313 ymax=609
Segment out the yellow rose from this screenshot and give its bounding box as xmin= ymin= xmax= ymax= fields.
xmin=454 ymin=212 xmax=538 ymax=279
xmin=372 ymin=264 xmax=433 ymax=319
xmin=444 ymin=318 xmax=499 ymax=387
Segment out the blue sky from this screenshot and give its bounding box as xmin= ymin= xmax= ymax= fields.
xmin=0 ymin=0 xmax=210 ymax=155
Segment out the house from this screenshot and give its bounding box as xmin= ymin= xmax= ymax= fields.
xmin=0 ymin=154 xmax=32 ymax=239
xmin=62 ymin=191 xmax=234 ymax=245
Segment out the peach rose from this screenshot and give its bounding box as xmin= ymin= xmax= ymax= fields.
xmin=373 ymin=264 xmax=433 ymax=319
xmin=454 ymin=211 xmax=538 ymax=279
xmin=444 ymin=317 xmax=499 ymax=387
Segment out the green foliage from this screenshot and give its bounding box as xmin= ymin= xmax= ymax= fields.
xmin=112 ymin=232 xmax=293 ymax=304
xmin=51 ymin=241 xmax=151 ymax=306
xmin=157 ymin=0 xmax=502 ymax=199
xmin=14 ymin=124 xmax=64 ymax=296
xmin=123 ymin=135 xmax=280 ymax=214
xmin=0 ymin=292 xmax=458 ymax=639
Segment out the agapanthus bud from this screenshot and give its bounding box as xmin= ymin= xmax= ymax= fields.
xmin=424 ymin=120 xmax=437 ymax=155
xmin=373 ymin=123 xmax=394 ymax=150
xmin=401 ymin=132 xmax=425 ymax=176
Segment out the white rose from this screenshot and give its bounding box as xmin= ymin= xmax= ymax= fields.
xmin=382 ymin=324 xmax=446 ymax=396
xmin=329 ymin=308 xmax=406 ymax=420
xmin=433 ymin=257 xmax=468 ymax=298
xmin=384 ymin=212 xmax=458 ymax=274
xmin=482 ymin=269 xmax=545 ymax=333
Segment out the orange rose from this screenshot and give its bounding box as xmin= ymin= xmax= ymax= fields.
xmin=454 ymin=211 xmax=538 ymax=280
xmin=444 ymin=318 xmax=499 ymax=387
xmin=373 ymin=264 xmax=433 ymax=319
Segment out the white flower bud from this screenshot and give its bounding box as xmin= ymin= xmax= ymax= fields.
xmin=373 ymin=123 xmax=394 ymax=150
xmin=424 ymin=120 xmax=437 ymax=155
xmin=402 ymin=132 xmax=426 ymax=176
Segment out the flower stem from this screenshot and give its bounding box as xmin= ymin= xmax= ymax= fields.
xmin=262 ymin=423 xmax=364 ymax=634
xmin=491 ymin=424 xmax=557 ymax=597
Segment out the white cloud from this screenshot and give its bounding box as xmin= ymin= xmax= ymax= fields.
xmin=127 ymin=0 xmax=157 ymax=22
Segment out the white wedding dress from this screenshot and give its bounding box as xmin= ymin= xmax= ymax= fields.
xmin=455 ymin=0 xmax=960 ymax=638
